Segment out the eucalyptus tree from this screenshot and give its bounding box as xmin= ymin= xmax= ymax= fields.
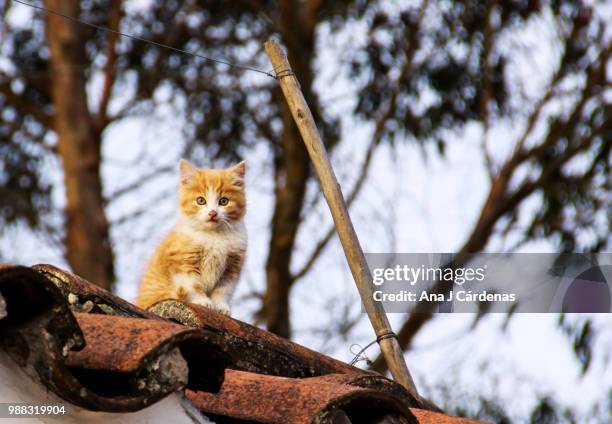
xmin=0 ymin=0 xmax=609 ymax=347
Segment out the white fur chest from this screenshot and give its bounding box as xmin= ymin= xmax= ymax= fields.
xmin=178 ymin=220 xmax=247 ymax=256
xmin=172 ymin=220 xmax=246 ymax=312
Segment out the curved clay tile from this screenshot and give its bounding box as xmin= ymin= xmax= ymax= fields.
xmin=409 ymin=409 xmax=488 ymax=424
xmin=186 ymin=369 xmax=419 ymax=424
xmin=1 ymin=264 xmax=484 ymax=422
xmin=148 ymin=299 xmax=360 ymax=378
xmin=0 ymin=264 xmax=84 ymax=350
xmin=148 ymin=300 xmax=424 ymax=411
xmin=32 ymin=264 xmax=160 ymax=319
xmin=315 ymin=372 xmax=423 ymax=411
xmin=0 ymin=264 xmax=229 ymax=413
xmin=66 ymin=312 xmax=228 ymax=396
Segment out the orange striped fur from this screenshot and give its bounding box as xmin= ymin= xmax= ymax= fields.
xmin=136 ymin=159 xmax=247 ymax=315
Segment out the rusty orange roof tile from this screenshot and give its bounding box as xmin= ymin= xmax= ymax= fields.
xmin=186 ymin=369 xmax=418 ymax=423
xmin=66 ymin=312 xmax=227 ymax=393
xmin=410 ymin=408 xmax=489 ymax=423
xmin=0 ymin=263 xmax=487 ymax=423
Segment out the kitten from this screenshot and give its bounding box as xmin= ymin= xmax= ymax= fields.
xmin=136 ymin=159 xmax=247 ymax=315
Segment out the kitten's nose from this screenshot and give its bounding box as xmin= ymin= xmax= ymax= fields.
xmin=208 ymin=210 xmax=218 ymax=219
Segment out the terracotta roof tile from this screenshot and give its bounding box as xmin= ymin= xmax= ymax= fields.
xmin=0 ymin=265 xmax=82 ymax=336
xmin=0 ymin=264 xmax=226 ymax=412
xmin=32 ymin=264 xmax=158 ymax=319
xmin=0 ymin=264 xmax=84 ymax=351
xmin=66 ymin=313 xmax=227 ymax=392
xmin=149 ymin=299 xmax=362 ymax=378
xmin=187 ymin=369 xmax=418 ymax=424
xmin=0 ymin=263 xmax=487 ymax=423
xmin=410 ymin=409 xmax=487 ymax=424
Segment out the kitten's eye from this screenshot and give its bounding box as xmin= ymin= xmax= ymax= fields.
xmin=196 ymin=196 xmax=206 ymax=205
xmin=218 ymin=197 xmax=229 ymax=206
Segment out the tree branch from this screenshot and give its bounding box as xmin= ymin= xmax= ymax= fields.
xmin=369 ymin=32 xmax=609 ymax=374
xmin=95 ymin=0 xmax=122 ymax=134
xmin=110 ymin=188 xmax=173 ymax=226
xmin=291 ymin=1 xmax=429 ymax=282
xmin=105 ymin=164 xmax=174 ymax=202
xmin=479 ymin=0 xmax=495 ymax=180
xmin=0 ymin=79 xmax=53 ymax=128
xmin=303 ymin=0 xmax=324 ymax=36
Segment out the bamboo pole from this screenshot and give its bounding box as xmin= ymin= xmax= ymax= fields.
xmin=264 ymin=39 xmax=420 ymax=401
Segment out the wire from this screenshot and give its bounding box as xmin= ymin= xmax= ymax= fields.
xmin=349 ymin=331 xmax=398 ymax=366
xmin=349 ymin=341 xmax=375 ymax=366
xmin=11 ymin=0 xmax=277 ymax=79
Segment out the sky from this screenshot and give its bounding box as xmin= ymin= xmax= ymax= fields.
xmin=1 ymin=1 xmax=611 ymax=422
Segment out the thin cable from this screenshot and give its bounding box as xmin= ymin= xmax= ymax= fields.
xmin=11 ymin=0 xmax=276 ymax=79
xmin=349 ymin=341 xmax=375 ymax=366
xmin=348 ymin=331 xmax=398 ymax=366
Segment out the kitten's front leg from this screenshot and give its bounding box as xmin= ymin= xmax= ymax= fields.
xmin=209 ymin=252 xmax=244 ymax=316
xmin=209 ymin=285 xmax=232 ymax=316
xmin=172 ymin=273 xmax=214 ymax=308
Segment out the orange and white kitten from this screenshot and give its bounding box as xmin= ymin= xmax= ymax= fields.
xmin=136 ymin=159 xmax=247 ymax=315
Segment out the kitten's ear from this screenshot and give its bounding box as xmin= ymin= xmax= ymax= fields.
xmin=179 ymin=159 xmax=197 ymax=185
xmin=230 ymin=161 xmax=246 ymax=187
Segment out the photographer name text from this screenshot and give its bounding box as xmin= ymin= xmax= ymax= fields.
xmin=371 ymin=265 xmax=516 ymax=303
xmin=373 ymin=290 xmax=516 ymax=303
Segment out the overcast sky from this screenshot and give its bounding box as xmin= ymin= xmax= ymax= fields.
xmin=1 ymin=1 xmax=611 ymax=421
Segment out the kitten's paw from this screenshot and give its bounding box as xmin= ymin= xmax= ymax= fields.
xmin=190 ymin=294 xmax=214 ymax=309
xmin=213 ymin=301 xmax=231 ymax=316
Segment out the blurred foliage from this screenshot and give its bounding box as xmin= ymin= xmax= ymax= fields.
xmin=558 ymin=314 xmax=594 ymax=375
xmin=0 ymin=0 xmax=609 ymax=250
xmin=0 ymin=130 xmax=51 ymax=228
xmin=0 ymin=0 xmax=610 ymax=420
xmin=451 ymin=396 xmax=581 ymax=424
xmin=431 ymin=376 xmax=611 ymax=423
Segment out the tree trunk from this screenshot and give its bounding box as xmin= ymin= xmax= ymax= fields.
xmin=262 ymin=1 xmax=318 ymax=338
xmin=45 ymin=0 xmax=115 ymax=291
xmin=263 ymin=101 xmax=309 ymax=337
